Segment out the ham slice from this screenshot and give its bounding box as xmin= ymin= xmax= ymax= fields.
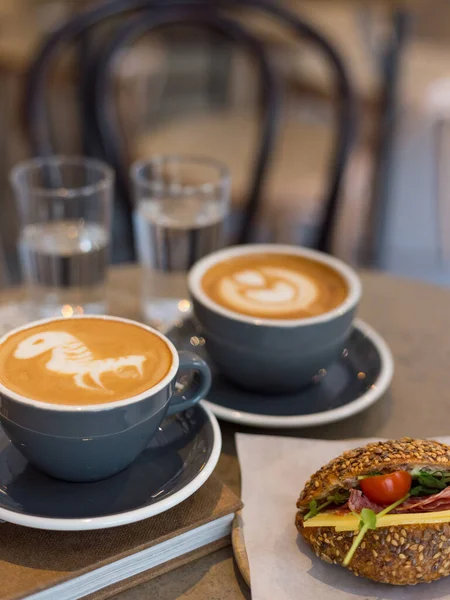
xmin=394 ymin=486 xmax=450 ymax=513
xmin=316 ymin=479 xmax=450 ymax=519
xmin=348 ymin=489 xmax=385 ymax=514
xmin=326 ymin=486 xmax=450 ymax=516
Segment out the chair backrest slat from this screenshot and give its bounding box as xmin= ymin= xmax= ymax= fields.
xmin=24 ymin=0 xmax=357 ymax=260
xmin=93 ymin=8 xmax=280 ymax=252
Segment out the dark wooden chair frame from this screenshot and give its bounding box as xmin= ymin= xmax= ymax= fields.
xmin=24 ymin=0 xmax=357 ymax=261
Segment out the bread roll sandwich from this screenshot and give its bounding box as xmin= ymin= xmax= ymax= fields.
xmin=296 ymin=438 xmax=450 ymax=585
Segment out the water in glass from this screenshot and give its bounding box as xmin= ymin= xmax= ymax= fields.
xmin=19 ymin=220 xmax=109 ymax=317
xmin=135 ymin=195 xmax=225 ymax=327
xmin=10 ymin=156 xmax=113 ymax=318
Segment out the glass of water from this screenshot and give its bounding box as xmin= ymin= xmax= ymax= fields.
xmin=131 ymin=155 xmax=230 ymax=331
xmin=10 ymin=156 xmax=114 ymax=318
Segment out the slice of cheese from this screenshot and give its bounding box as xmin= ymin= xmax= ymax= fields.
xmin=303 ymin=509 xmax=450 ymax=532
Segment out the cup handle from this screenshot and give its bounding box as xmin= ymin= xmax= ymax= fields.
xmin=166 ymin=351 xmax=212 ymax=416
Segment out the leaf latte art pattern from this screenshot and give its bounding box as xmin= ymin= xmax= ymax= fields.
xmin=218 ymin=267 xmax=319 ymax=317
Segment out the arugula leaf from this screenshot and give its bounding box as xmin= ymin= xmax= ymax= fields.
xmin=305 ymin=500 xmax=318 ymax=520
xmin=408 ymin=469 xmax=449 ymax=497
xmin=416 ymin=471 xmax=446 ymax=491
xmin=410 ymin=485 xmax=439 ymax=497
xmin=304 ymin=499 xmax=332 ymax=521
xmin=410 ymin=468 xmax=450 ymax=481
xmin=304 ymin=490 xmax=349 ymax=521
xmin=360 ymin=507 xmax=377 ymax=529
xmin=327 ymin=490 xmax=350 ymax=504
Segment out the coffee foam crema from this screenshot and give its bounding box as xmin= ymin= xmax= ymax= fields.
xmin=0 ymin=319 xmax=172 ymax=405
xmin=201 ymin=253 xmax=348 ymax=320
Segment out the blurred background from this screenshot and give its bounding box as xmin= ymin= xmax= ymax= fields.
xmin=1 ymin=0 xmax=450 ymax=287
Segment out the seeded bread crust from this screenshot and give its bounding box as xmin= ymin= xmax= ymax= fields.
xmin=297 ymin=438 xmax=450 ymax=511
xmin=297 ymin=517 xmax=450 ymax=585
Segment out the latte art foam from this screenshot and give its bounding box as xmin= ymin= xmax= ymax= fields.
xmin=14 ymin=331 xmax=147 ymax=393
xmin=201 ymin=253 xmax=348 ymax=320
xmin=220 ymin=267 xmax=320 ymax=317
xmin=0 ymin=319 xmax=172 ymax=405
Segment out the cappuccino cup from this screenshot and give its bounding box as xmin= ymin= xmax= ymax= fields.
xmin=0 ymin=315 xmax=211 ymax=482
xmin=188 ymin=244 xmax=361 ymax=393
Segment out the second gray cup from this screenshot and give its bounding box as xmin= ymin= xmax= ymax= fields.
xmin=188 ymin=245 xmax=361 ymax=394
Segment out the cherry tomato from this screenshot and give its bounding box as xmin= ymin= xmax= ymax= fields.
xmin=360 ymin=471 xmax=412 ymax=505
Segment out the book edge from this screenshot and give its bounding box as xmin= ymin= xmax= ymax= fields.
xmin=28 ymin=515 xmax=235 ymax=600
xmin=85 ymin=537 xmax=231 ymax=600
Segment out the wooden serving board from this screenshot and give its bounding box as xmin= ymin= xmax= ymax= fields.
xmin=231 ymin=511 xmax=251 ymax=588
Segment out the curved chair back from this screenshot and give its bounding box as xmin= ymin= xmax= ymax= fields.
xmin=24 ymin=0 xmax=357 ymax=260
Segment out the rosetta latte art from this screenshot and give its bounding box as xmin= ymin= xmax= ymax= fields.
xmin=218 ymin=267 xmax=319 ymax=317
xmin=14 ymin=332 xmax=147 ymax=393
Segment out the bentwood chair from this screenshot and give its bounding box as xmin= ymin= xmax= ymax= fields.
xmin=23 ymin=0 xmax=357 ymax=262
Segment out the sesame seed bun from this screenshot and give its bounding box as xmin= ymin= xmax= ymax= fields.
xmin=297 ymin=438 xmax=450 ymax=511
xmin=298 ymin=518 xmax=450 ymax=585
xmin=296 ymin=438 xmax=450 ymax=584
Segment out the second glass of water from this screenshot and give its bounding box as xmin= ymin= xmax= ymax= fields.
xmin=10 ymin=156 xmax=113 ymax=318
xmin=131 ymin=155 xmax=230 ymax=330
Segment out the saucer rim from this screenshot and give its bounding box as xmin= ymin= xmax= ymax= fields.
xmin=0 ymin=402 xmax=221 ymax=531
xmin=202 ymin=318 xmax=393 ymax=428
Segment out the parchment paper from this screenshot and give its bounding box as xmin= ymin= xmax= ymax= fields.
xmin=236 ymin=434 xmax=450 ymax=600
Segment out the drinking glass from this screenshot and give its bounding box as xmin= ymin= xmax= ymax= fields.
xmin=10 ymin=156 xmax=114 ymax=318
xmin=131 ymin=155 xmax=230 ymax=331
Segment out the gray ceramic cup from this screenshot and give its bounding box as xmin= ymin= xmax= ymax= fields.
xmin=188 ymin=244 xmax=361 ymax=394
xmin=0 ymin=316 xmax=211 ymax=482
